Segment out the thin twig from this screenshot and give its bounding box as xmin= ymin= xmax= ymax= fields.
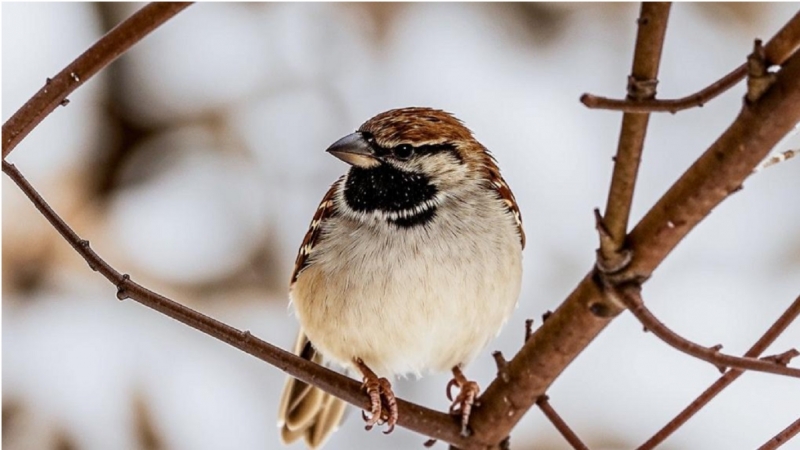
xmin=598 ymin=3 xmax=671 ymax=272
xmin=754 ymin=149 xmax=798 ymax=172
xmin=1 ymin=160 xmax=471 ymax=448
xmin=581 ymin=64 xmax=746 ymax=113
xmin=618 ymin=286 xmax=800 ymax=378
xmin=1 ymin=2 xmax=193 ymax=159
xmin=536 ymin=396 xmax=589 ymax=450
xmin=757 ymin=417 xmax=800 ymax=450
xmin=582 ymin=10 xmax=800 ymax=113
xmin=638 ymin=293 xmax=800 ymax=450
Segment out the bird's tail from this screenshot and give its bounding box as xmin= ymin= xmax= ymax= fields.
xmin=278 ymin=331 xmax=348 ymax=449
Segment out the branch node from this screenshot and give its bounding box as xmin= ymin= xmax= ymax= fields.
xmin=524 ymin=318 xmax=534 ymax=343
xmin=115 ymin=274 xmax=131 ymax=300
xmin=59 ymin=98 xmax=70 ymax=107
xmin=45 ymin=77 xmax=52 ymax=85
xmin=747 ymin=39 xmax=777 ymax=103
xmin=709 ymin=344 xmax=727 ymax=373
xmin=541 ymin=310 xmax=553 ymax=322
xmin=762 ymin=349 xmax=800 ymax=366
xmin=627 ymin=75 xmax=659 ymax=101
xmin=498 ymin=436 xmax=511 ymax=450
xmin=588 ymin=302 xmax=614 ymax=318
xmin=594 ymin=208 xmax=634 ymax=278
xmin=423 ymin=438 xmax=437 ymax=448
xmin=78 ymin=239 xmax=97 ymax=271
xmin=492 ymin=351 xmax=510 ymax=383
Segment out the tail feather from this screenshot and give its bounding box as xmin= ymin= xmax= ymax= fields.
xmin=278 ymin=331 xmax=347 ymax=449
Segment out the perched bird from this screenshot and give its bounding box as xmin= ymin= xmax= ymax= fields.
xmin=278 ymin=107 xmax=524 ymax=448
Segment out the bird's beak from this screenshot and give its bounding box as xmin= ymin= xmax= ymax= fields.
xmin=325 ymin=132 xmax=379 ymax=168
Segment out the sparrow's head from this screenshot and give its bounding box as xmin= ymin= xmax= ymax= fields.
xmin=326 ymin=107 xmax=498 ymax=228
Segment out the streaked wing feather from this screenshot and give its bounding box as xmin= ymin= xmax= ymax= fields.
xmin=482 ymin=153 xmax=525 ymax=249
xmin=290 ymin=178 xmax=342 ymax=285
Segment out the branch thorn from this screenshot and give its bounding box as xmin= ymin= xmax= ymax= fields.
xmin=493 ymin=351 xmax=510 ymax=382
xmin=524 ymin=318 xmax=534 ymax=342
xmin=746 ymin=39 xmax=777 ymax=103
xmin=116 ymin=273 xmax=131 ymax=300
xmin=762 ymin=349 xmax=800 ymax=366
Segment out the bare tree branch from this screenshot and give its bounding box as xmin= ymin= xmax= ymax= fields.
xmin=581 ymin=10 xmax=800 ymax=113
xmin=757 ymin=417 xmax=800 ymax=450
xmin=597 ymin=2 xmax=671 ymax=273
xmin=754 ymin=149 xmax=798 ymax=172
xmin=1 ymin=2 xmax=193 ymax=159
xmin=617 ymin=286 xmax=800 ymax=378
xmin=638 ymin=293 xmax=800 ymax=449
xmin=581 ymin=64 xmax=746 ymax=113
xmin=536 ymin=396 xmax=589 ymax=450
xmin=471 ymin=21 xmax=800 ymax=448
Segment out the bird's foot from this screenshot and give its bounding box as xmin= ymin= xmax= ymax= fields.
xmin=354 ymin=358 xmax=398 ymax=434
xmin=447 ymin=366 xmax=480 ymax=437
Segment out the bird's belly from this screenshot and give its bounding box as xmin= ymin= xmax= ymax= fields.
xmin=291 ymin=224 xmax=522 ymax=377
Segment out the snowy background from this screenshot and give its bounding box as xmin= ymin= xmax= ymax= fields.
xmin=3 ymin=3 xmax=799 ymax=450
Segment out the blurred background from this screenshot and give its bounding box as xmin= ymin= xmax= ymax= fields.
xmin=3 ymin=2 xmax=799 ymax=450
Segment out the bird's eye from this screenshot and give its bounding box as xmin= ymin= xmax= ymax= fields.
xmin=393 ymin=144 xmax=414 ymax=160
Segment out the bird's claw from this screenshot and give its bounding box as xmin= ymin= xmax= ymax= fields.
xmin=447 ymin=373 xmax=480 ymax=437
xmin=360 ymin=372 xmax=397 ymax=434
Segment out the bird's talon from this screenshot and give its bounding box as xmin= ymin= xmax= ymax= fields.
xmin=447 ymin=367 xmax=480 ymax=437
xmin=355 ymin=359 xmax=398 ymax=434
xmin=446 ymin=378 xmax=458 ymax=402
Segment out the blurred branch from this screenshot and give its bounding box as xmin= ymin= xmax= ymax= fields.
xmin=617 ymin=286 xmax=800 ymax=378
xmin=597 ymin=2 xmax=671 ymax=274
xmin=536 ymin=396 xmax=589 ymax=450
xmin=472 ymin=14 xmax=800 ymax=447
xmin=1 ymin=2 xmax=192 ymax=159
xmin=754 ymin=149 xmax=798 ymax=172
xmin=1 ymin=160 xmax=473 ymax=449
xmin=638 ymin=293 xmax=800 ymax=450
xmin=758 ymin=417 xmax=800 ymax=450
xmin=581 ymin=10 xmax=800 ymax=113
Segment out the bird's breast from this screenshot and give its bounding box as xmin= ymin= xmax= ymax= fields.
xmin=291 ymin=192 xmax=523 ymax=377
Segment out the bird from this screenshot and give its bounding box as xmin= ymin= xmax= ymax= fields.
xmin=277 ymin=107 xmax=524 ymax=448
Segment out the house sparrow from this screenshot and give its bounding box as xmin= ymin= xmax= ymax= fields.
xmin=278 ymin=107 xmax=524 ymax=448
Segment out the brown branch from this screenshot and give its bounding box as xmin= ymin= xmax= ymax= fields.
xmin=581 ymin=64 xmax=746 ymax=113
xmin=638 ymin=293 xmax=800 ymax=450
xmin=1 ymin=160 xmax=472 ymax=449
xmin=620 ymin=47 xmax=800 ymax=280
xmin=536 ymin=396 xmax=589 ymax=450
xmin=597 ymin=3 xmax=671 ymax=272
xmin=758 ymin=417 xmax=800 ymax=450
xmin=618 ymin=286 xmax=800 ymax=378
xmin=1 ymin=2 xmax=193 ymax=159
xmin=581 ymin=10 xmax=800 ymax=113
xmin=471 ymin=26 xmax=800 ymax=447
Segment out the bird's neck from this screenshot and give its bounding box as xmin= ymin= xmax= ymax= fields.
xmin=342 ymin=164 xmax=439 ymax=228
